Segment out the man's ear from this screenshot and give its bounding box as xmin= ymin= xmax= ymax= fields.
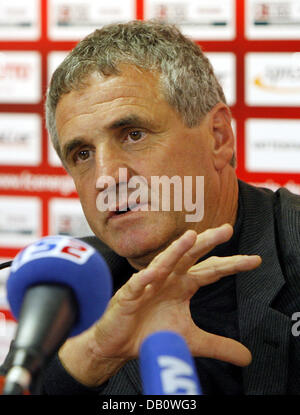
xmin=208 ymin=103 xmax=235 ymax=171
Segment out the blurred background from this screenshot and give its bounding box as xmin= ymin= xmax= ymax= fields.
xmin=0 ymin=0 xmax=299 ymax=363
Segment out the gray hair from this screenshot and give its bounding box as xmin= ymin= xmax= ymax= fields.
xmin=46 ymin=20 xmax=233 ymax=164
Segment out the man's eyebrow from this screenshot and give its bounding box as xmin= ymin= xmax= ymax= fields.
xmin=107 ymin=115 xmax=154 ymax=130
xmin=61 ymin=138 xmax=85 ymax=161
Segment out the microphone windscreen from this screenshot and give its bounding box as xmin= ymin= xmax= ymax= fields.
xmin=6 ymin=235 xmax=112 ymax=336
xmin=139 ymin=331 xmax=202 ymax=395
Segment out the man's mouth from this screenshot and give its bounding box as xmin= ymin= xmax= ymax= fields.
xmin=115 ymin=206 xmax=131 ymax=215
xmin=108 ymin=202 xmax=148 ymax=219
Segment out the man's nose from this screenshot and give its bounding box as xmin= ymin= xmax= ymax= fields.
xmin=94 ymin=142 xmax=130 ymax=189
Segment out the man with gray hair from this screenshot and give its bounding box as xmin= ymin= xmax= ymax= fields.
xmin=39 ymin=20 xmax=300 ymax=395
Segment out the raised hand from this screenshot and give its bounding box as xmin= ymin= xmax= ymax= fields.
xmin=58 ymin=224 xmax=261 ymax=387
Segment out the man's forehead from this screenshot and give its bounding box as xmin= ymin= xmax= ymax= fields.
xmin=56 ymin=66 xmax=163 ymax=119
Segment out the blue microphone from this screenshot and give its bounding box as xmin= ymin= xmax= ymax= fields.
xmin=139 ymin=331 xmax=202 ymax=395
xmin=3 ymin=235 xmax=112 ymax=395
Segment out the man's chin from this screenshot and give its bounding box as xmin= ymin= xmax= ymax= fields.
xmin=111 ymin=243 xmax=159 ymax=263
xmin=107 ymin=234 xmax=175 ymax=270
xmin=93 ymin=214 xmax=182 ymax=266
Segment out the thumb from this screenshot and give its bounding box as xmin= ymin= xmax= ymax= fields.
xmin=190 ymin=330 xmax=252 ymax=367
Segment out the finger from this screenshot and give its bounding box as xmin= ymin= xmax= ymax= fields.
xmin=148 ymin=229 xmax=197 ymax=278
xmin=120 ymin=268 xmax=158 ymax=302
xmin=119 ymin=231 xmax=197 ymax=304
xmin=192 ymin=331 xmax=252 ymax=367
xmin=189 ymin=254 xmax=262 ymax=287
xmin=173 ymin=224 xmax=234 ymax=275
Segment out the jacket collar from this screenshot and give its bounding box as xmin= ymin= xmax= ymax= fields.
xmin=236 ymin=181 xmax=290 ymax=394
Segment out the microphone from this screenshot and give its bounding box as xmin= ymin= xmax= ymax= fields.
xmin=2 ymin=235 xmax=112 ymax=395
xmin=139 ymin=331 xmax=202 ymax=395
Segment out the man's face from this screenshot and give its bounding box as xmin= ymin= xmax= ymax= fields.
xmin=55 ymin=65 xmax=221 ymax=268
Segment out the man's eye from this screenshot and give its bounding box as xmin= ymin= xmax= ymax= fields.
xmin=74 ymin=149 xmax=92 ymax=163
xmin=126 ymin=131 xmax=146 ymax=143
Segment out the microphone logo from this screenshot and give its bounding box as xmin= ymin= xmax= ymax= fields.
xmin=158 ymin=356 xmax=199 ymax=395
xmin=11 ymin=236 xmax=95 ymax=272
xmin=139 ymin=331 xmax=202 ymax=395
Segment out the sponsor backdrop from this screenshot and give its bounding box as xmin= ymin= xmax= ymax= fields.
xmin=0 ymin=0 xmax=299 ymax=362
